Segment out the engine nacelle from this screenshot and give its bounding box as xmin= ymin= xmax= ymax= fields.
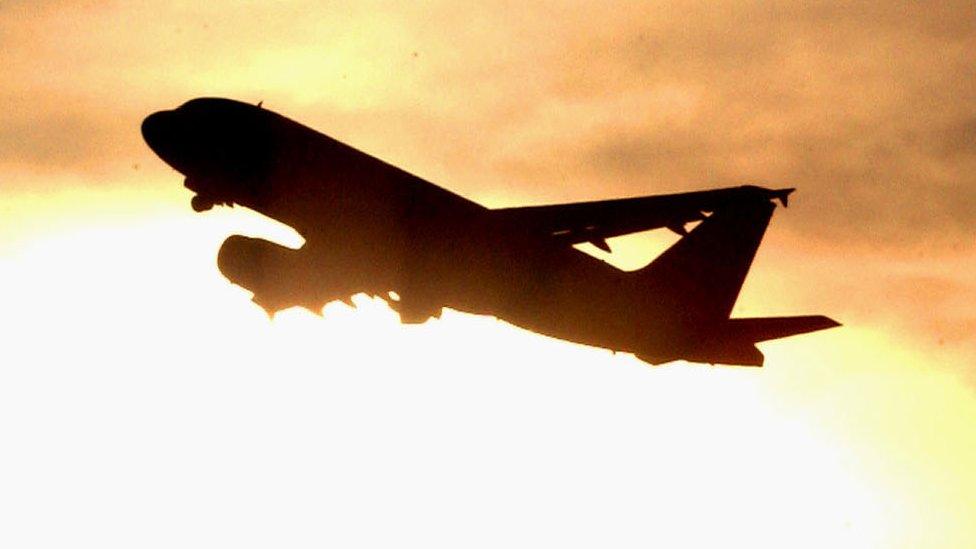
xmin=218 ymin=235 xmax=360 ymax=315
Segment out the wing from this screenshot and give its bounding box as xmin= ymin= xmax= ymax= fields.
xmin=489 ymin=185 xmax=794 ymax=250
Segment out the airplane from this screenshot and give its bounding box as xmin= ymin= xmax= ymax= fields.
xmin=141 ymin=97 xmax=839 ymax=367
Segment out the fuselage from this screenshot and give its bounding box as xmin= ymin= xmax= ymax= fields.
xmin=142 ymin=98 xmax=688 ymax=359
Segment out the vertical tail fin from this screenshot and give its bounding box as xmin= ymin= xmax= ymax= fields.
xmin=636 ymin=200 xmax=775 ymax=322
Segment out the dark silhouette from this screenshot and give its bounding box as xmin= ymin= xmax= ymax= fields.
xmin=142 ymin=97 xmax=839 ymax=366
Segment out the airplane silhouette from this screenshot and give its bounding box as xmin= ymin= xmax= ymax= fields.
xmin=142 ymin=97 xmax=839 ymax=366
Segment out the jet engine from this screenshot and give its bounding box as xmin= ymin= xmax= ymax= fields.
xmin=218 ymin=235 xmax=359 ymax=315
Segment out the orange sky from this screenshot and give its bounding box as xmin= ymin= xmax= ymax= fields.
xmin=1 ymin=2 xmax=975 ymax=547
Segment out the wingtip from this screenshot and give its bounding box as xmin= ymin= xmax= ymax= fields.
xmin=815 ymin=315 xmax=842 ymax=330
xmin=777 ymin=188 xmax=796 ymax=207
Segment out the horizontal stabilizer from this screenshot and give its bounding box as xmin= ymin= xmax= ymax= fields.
xmin=727 ymin=315 xmax=840 ymax=343
xmin=640 ymin=316 xmax=841 ymax=367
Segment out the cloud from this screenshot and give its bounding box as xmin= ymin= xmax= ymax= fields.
xmin=2 ymin=6 xmax=975 ymax=544
xmin=1 ymin=0 xmax=973 ymax=362
xmin=0 ymin=96 xmax=137 ymax=172
xmin=445 ymin=1 xmax=976 ymax=247
xmin=3 ymin=1 xmax=973 ymax=242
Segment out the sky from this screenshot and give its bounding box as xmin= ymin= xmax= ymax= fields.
xmin=1 ymin=1 xmax=974 ymax=547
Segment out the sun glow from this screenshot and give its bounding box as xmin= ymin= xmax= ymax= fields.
xmin=3 ymin=184 xmax=974 ymax=548
xmin=3 ymin=0 xmax=976 ymax=545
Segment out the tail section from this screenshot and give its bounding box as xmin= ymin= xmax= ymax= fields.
xmin=632 ymin=194 xmax=841 ymax=367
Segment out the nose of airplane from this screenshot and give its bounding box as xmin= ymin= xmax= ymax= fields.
xmin=142 ymin=110 xmax=195 ymax=174
xmin=141 ymin=110 xmax=174 ymax=155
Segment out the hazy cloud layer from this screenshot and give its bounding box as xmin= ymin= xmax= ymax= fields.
xmin=3 ymin=1 xmax=973 ymax=243
xmin=3 ymin=7 xmax=974 ymax=544
xmin=1 ymin=1 xmax=973 ymax=358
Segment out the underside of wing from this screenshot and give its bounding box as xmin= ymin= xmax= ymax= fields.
xmin=490 ymin=185 xmax=794 ymax=250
